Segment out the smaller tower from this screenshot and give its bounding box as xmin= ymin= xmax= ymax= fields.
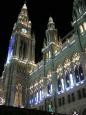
xmin=42 ymin=17 xmax=60 ymax=62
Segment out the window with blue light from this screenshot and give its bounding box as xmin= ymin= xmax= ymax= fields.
xmin=70 ymin=73 xmax=74 ymax=88
xmin=36 ymin=92 xmax=38 ymax=103
xmin=61 ymin=78 xmax=65 ymax=91
xmin=39 ymin=90 xmax=42 ymax=101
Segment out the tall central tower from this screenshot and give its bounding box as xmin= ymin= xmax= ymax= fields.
xmin=2 ymin=3 xmax=35 ymax=107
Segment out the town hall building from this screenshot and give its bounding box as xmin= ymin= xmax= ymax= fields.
xmin=0 ymin=0 xmax=86 ymax=115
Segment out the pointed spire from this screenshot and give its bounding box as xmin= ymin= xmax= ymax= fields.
xmin=47 ymin=16 xmax=55 ymax=30
xmin=22 ymin=3 xmax=27 ymax=9
xmin=48 ymin=16 xmax=54 ymax=24
xmin=22 ymin=0 xmax=27 ymax=9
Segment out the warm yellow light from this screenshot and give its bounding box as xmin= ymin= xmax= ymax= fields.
xmin=64 ymin=59 xmax=71 ymax=69
xmin=79 ymin=25 xmax=84 ymax=33
xmin=83 ymin=22 xmax=86 ymax=30
xmin=72 ymin=53 xmax=80 ymax=63
xmin=57 ymin=65 xmax=62 ymax=73
xmin=49 ymin=51 xmax=51 ymax=58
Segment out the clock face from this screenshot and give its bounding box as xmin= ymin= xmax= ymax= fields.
xmin=21 ymin=28 xmax=27 ymax=33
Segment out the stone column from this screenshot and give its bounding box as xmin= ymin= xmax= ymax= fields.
xmin=5 ymin=64 xmax=16 ymax=106
xmin=51 ymin=71 xmax=58 ymax=113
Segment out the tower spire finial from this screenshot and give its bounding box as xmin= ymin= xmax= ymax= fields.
xmin=47 ymin=16 xmax=55 ymax=30
xmin=22 ymin=0 xmax=27 ymax=9
xmin=48 ymin=16 xmax=54 ymax=24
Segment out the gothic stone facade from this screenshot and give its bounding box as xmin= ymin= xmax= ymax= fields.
xmin=0 ymin=0 xmax=86 ymax=115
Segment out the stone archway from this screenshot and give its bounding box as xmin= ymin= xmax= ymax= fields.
xmin=82 ymin=108 xmax=86 ymax=115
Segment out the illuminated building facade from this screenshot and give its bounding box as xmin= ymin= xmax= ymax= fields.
xmin=0 ymin=0 xmax=86 ymax=115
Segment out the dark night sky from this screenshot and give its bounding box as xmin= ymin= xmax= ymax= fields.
xmin=0 ymin=0 xmax=73 ymax=76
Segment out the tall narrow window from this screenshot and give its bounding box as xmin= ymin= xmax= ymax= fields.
xmin=77 ymin=90 xmax=82 ymax=99
xmin=66 ymin=73 xmax=70 ymax=88
xmin=82 ymin=88 xmax=86 ymax=98
xmin=79 ymin=64 xmax=84 ymax=81
xmin=36 ymin=92 xmax=38 ymax=103
xmin=58 ymin=98 xmax=61 ymax=107
xmin=71 ymin=93 xmax=75 ymax=102
xmin=48 ymin=83 xmax=51 ymax=94
xmin=62 ymin=97 xmax=65 ymax=105
xmin=39 ymin=90 xmax=42 ymax=101
xmin=75 ymin=66 xmax=80 ymax=83
xmin=49 ymin=51 xmax=51 ymax=59
xmin=23 ymin=42 xmax=26 ymax=59
xmin=68 ymin=95 xmax=71 ymax=103
xmin=61 ymin=78 xmax=65 ymax=91
xmin=70 ymin=73 xmax=74 ymax=87
xmin=58 ymin=79 xmax=62 ymax=92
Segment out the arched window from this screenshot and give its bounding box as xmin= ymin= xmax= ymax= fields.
xmin=65 ymin=72 xmax=70 ymax=88
xmin=47 ymin=70 xmax=52 ymax=95
xmin=78 ymin=64 xmax=84 ymax=81
xmin=47 ymin=82 xmax=52 ymax=94
xmin=23 ymin=42 xmax=26 ymax=59
xmin=75 ymin=65 xmax=80 ymax=83
xmin=57 ymin=78 xmax=62 ymax=92
xmin=72 ymin=53 xmax=80 ymax=84
xmin=19 ymin=40 xmax=23 ymax=59
xmin=64 ymin=59 xmax=74 ymax=90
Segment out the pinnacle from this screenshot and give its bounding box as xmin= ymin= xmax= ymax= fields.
xmin=49 ymin=16 xmax=54 ymax=23
xmin=22 ymin=2 xmax=27 ymax=9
